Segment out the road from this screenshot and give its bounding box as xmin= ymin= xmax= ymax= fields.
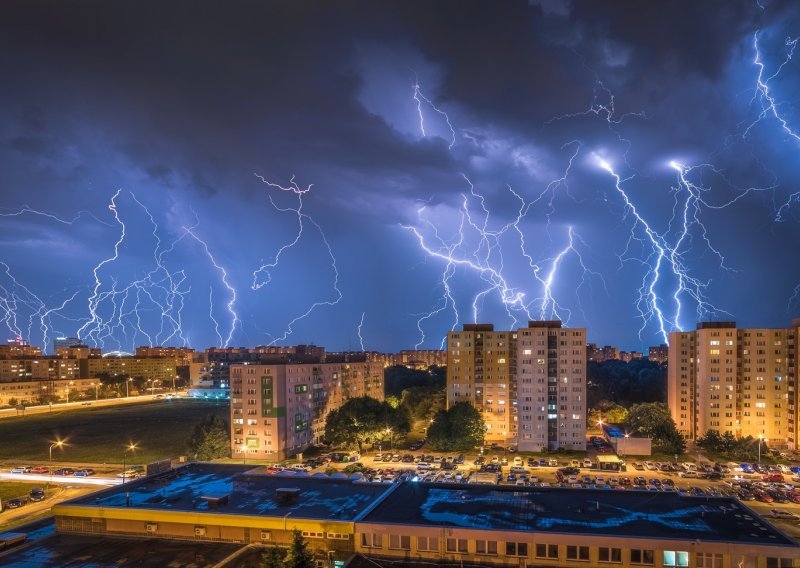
xmin=0 ymin=485 xmax=98 ymax=531
xmin=0 ymin=392 xmax=188 ymax=419
xmin=0 ymin=472 xmax=121 ymax=486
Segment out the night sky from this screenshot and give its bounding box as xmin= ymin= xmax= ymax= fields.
xmin=1 ymin=0 xmax=799 ymax=354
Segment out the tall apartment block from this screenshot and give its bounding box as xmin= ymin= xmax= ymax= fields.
xmin=517 ymin=321 xmax=587 ymax=452
xmin=669 ymin=320 xmax=800 ymax=448
xmin=230 ymin=361 xmax=384 ymax=460
xmin=447 ymin=324 xmax=517 ymax=445
xmin=446 ymin=321 xmax=586 ymax=451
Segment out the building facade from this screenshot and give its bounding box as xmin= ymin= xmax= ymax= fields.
xmin=648 ymin=343 xmax=669 ymax=364
xmin=668 ymin=320 xmax=800 ymax=448
xmin=517 ymin=321 xmax=587 ymax=452
xmin=447 ymin=324 xmax=516 ymax=445
xmin=447 ymin=321 xmax=586 ymax=450
xmin=230 ymin=361 xmax=384 ymax=460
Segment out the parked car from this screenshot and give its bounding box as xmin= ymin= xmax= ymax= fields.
xmin=9 ymin=467 xmax=31 ymax=474
xmin=29 ymin=466 xmax=48 ymax=474
xmin=52 ymin=468 xmax=74 ymax=476
xmin=28 ymin=488 xmax=45 ymax=502
xmin=771 ymin=509 xmax=800 ymax=520
xmin=74 ymin=468 xmax=96 ymax=477
xmin=5 ymin=498 xmax=24 ymax=509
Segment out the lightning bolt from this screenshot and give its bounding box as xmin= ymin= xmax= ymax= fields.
xmin=405 ymin=157 xmax=601 ymax=348
xmin=357 ymin=311 xmax=366 ymax=351
xmin=252 ymin=174 xmax=342 ymax=345
xmin=182 ymin=226 xmax=239 ymax=348
xmin=597 ymin=157 xmax=735 ymax=342
xmin=413 ymin=79 xmax=457 ymax=149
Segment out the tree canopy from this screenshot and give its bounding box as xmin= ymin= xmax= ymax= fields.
xmin=384 ymin=365 xmax=446 ymax=397
xmin=324 ymin=396 xmax=410 ymax=452
xmin=624 ymin=402 xmax=685 ymax=455
xmin=187 ymin=414 xmax=230 ymax=460
xmin=696 ymin=430 xmax=767 ymax=461
xmin=587 ymin=359 xmax=666 ymax=408
xmin=427 ymin=402 xmax=485 ymax=451
xmin=286 ymin=529 xmax=314 ymax=568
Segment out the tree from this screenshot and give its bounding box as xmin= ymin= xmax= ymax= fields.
xmin=324 ymin=396 xmax=410 ymax=452
xmin=427 ymin=402 xmax=485 ymax=451
xmin=624 ymin=402 xmax=685 ymax=455
xmin=286 ymin=529 xmax=314 ymax=568
xmin=261 ymin=546 xmax=287 ymax=568
xmin=587 ymin=359 xmax=667 ymax=408
xmin=384 ymin=365 xmax=446 ymax=397
xmin=400 ymin=386 xmax=445 ymax=422
xmin=188 ymin=414 xmax=230 ymax=460
xmin=588 ymin=402 xmax=628 ymax=427
xmin=7 ymin=397 xmax=17 ymax=408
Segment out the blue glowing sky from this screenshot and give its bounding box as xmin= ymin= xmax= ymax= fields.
xmin=1 ymin=0 xmax=799 ymax=353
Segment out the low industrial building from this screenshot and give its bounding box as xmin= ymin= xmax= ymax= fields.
xmin=602 ymin=423 xmax=653 ymax=456
xmin=51 ymin=463 xmax=800 ymax=568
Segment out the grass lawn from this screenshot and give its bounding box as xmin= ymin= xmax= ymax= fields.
xmin=0 ymin=482 xmax=49 ymax=501
xmin=0 ymin=399 xmax=229 ymax=465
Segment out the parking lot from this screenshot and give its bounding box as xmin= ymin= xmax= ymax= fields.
xmin=273 ymin=437 xmax=800 ymax=540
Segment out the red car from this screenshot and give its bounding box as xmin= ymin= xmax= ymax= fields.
xmin=29 ymin=466 xmax=48 ymax=474
xmin=763 ymin=473 xmax=784 ymax=483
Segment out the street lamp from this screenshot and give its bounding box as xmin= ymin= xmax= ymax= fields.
xmin=240 ymin=444 xmax=248 ymax=465
xmin=49 ymin=439 xmax=65 ymax=487
xmin=126 ymin=378 xmax=132 ymax=398
xmin=385 ymin=428 xmax=393 ymax=451
xmin=122 ymin=442 xmax=138 ymax=484
xmin=758 ymin=434 xmax=764 ymax=464
xmin=284 ymin=511 xmax=292 ymax=531
xmin=621 ymin=433 xmax=630 ymax=456
xmin=90 ymin=382 xmax=98 ymax=401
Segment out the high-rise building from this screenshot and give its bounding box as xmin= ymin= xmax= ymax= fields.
xmin=620 ymin=351 xmax=643 ymax=363
xmin=229 ymin=361 xmax=384 ymax=460
xmin=447 ymin=321 xmax=586 ymax=450
xmin=668 ymin=320 xmax=800 ymax=448
xmin=648 ymin=343 xmax=669 ymax=364
xmin=447 ymin=324 xmax=516 ymax=445
xmin=517 ymin=321 xmax=587 ymax=452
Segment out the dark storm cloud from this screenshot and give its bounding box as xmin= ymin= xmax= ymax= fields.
xmin=0 ymin=0 xmax=798 ymax=351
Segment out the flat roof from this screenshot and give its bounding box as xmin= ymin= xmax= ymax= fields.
xmin=0 ymin=534 xmax=242 ymax=567
xmin=361 ymin=482 xmax=797 ymax=546
xmin=68 ymin=463 xmax=389 ymax=520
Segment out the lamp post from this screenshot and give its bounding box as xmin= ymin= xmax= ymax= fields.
xmin=122 ymin=442 xmax=138 ymax=484
xmin=621 ymin=433 xmax=630 ymax=456
xmin=126 ymin=378 xmax=132 ymax=398
xmin=240 ymin=444 xmax=248 ymax=465
xmin=284 ymin=511 xmax=292 ymax=531
xmin=91 ymin=382 xmax=98 ymax=401
xmin=49 ymin=439 xmax=64 ymax=487
xmin=385 ymin=428 xmax=393 ymax=451
xmin=758 ymin=435 xmax=764 ymax=464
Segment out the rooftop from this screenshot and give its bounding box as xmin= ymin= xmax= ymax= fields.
xmin=361 ymin=482 xmax=797 ymax=546
xmin=69 ymin=463 xmax=389 ymax=520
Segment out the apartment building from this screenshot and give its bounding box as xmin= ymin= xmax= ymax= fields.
xmin=668 ymin=320 xmax=800 ymax=448
xmin=0 ymin=357 xmax=81 ymax=380
xmin=517 ymin=321 xmax=587 ymax=452
xmin=447 ymin=324 xmax=516 ymax=445
xmin=0 ymin=378 xmax=98 ymax=406
xmin=648 ymin=343 xmax=669 ymax=364
xmin=586 ymin=343 xmax=620 ymax=363
xmin=229 ymin=361 xmax=384 ymax=460
xmin=447 ymin=321 xmax=586 ymax=450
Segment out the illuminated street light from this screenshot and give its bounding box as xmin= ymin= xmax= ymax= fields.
xmin=122 ymin=442 xmax=138 ymax=484
xmin=49 ymin=439 xmax=65 ymax=487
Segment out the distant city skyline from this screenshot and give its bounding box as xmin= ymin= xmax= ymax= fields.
xmin=1 ymin=1 xmax=800 ymax=353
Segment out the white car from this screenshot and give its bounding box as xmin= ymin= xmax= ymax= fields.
xmin=117 ymin=469 xmax=141 ymax=479
xmin=771 ymin=509 xmax=800 ymax=520
xmin=645 ymin=462 xmax=656 ymax=471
